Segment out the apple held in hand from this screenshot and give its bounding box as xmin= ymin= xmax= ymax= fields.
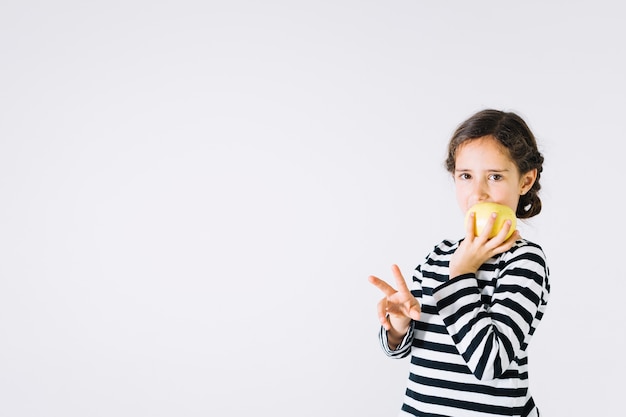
xmin=465 ymin=202 xmax=517 ymax=239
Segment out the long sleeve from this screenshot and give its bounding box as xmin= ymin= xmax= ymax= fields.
xmin=431 ymin=243 xmax=549 ymax=381
xmin=378 ymin=324 xmax=414 ymax=358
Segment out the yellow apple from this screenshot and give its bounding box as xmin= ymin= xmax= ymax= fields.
xmin=465 ymin=202 xmax=517 ymax=239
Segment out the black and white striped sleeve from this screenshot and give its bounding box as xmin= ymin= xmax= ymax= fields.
xmin=378 ymin=324 xmax=414 ymax=358
xmin=431 ymin=244 xmax=549 ymax=380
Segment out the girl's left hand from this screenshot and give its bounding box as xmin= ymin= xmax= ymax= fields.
xmin=449 ymin=211 xmax=520 ymax=278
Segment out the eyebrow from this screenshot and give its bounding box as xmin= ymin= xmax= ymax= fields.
xmin=454 ymin=168 xmax=511 ymax=173
xmin=455 ymin=168 xmax=510 ymax=172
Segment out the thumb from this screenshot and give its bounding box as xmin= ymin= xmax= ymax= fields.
xmin=409 ymin=305 xmax=420 ymax=321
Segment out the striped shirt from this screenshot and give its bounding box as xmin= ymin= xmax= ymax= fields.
xmin=379 ymin=238 xmax=550 ymax=417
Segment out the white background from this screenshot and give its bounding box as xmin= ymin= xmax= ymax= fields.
xmin=1 ymin=1 xmax=624 ymax=416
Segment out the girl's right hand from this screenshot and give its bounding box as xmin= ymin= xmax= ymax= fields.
xmin=368 ymin=264 xmax=421 ymax=336
xmin=449 ymin=211 xmax=520 ymax=278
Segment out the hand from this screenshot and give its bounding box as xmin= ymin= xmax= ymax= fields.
xmin=449 ymin=211 xmax=521 ymax=278
xmin=368 ymin=264 xmax=421 ymax=334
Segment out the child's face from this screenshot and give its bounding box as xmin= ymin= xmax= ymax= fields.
xmin=453 ymin=135 xmax=536 ymax=214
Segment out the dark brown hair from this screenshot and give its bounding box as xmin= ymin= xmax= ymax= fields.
xmin=445 ymin=109 xmax=544 ymax=218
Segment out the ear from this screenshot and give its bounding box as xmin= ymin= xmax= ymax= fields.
xmin=520 ymin=169 xmax=537 ymax=195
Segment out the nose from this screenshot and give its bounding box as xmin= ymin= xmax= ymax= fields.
xmin=470 ymin=179 xmax=489 ymax=204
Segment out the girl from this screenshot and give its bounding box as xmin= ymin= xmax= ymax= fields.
xmin=369 ymin=109 xmax=550 ymax=417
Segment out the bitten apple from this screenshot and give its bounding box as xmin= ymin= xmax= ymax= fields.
xmin=465 ymin=202 xmax=517 ymax=239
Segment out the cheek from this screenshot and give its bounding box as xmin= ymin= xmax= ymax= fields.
xmin=499 ymin=189 xmax=522 ymax=209
xmin=454 ymin=185 xmax=470 ymax=210
xmin=454 ymin=181 xmax=469 ymax=196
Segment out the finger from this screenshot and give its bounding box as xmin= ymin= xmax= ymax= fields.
xmin=478 ymin=212 xmax=498 ymax=240
xmin=376 ymin=298 xmax=391 ymax=330
xmin=409 ymin=304 xmax=421 ymax=321
xmin=500 ymin=229 xmax=521 ymax=249
xmin=494 ymin=219 xmax=513 ymax=241
xmin=488 ymin=228 xmax=520 ymax=258
xmin=465 ymin=211 xmax=477 ymax=240
xmin=368 ymin=275 xmax=397 ymax=297
xmin=391 ymin=264 xmax=411 ymax=294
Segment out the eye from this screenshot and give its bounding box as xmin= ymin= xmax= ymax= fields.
xmin=489 ymin=173 xmax=503 ymax=181
xmin=458 ymin=172 xmax=471 ymax=180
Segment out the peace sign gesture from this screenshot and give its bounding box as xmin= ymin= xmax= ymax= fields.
xmin=368 ymin=264 xmax=421 ymax=344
